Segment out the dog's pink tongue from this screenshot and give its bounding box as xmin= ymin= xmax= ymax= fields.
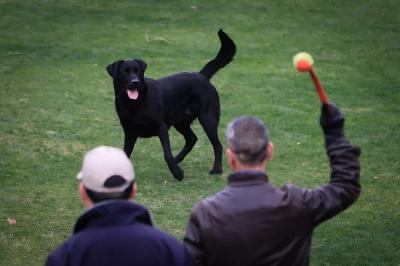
xmin=127 ymin=89 xmax=139 ymax=100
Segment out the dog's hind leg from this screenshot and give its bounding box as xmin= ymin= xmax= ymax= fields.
xmin=158 ymin=123 xmax=184 ymax=181
xmin=173 ymin=124 xmax=198 ymax=163
xmin=198 ymin=115 xmax=223 ymax=175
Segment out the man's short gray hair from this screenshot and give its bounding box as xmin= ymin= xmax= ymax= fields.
xmin=226 ymin=116 xmax=269 ymax=165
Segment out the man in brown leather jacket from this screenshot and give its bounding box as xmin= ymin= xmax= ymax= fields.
xmin=183 ymin=103 xmax=361 ymax=266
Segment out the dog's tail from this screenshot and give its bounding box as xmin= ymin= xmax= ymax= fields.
xmin=199 ymin=29 xmax=236 ymax=80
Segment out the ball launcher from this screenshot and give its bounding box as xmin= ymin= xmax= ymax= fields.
xmin=293 ymin=52 xmax=330 ymax=105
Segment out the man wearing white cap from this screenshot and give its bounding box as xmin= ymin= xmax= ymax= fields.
xmin=46 ymin=146 xmax=193 ymax=266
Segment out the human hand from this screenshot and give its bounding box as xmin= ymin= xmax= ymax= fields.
xmin=320 ymin=103 xmax=345 ymax=134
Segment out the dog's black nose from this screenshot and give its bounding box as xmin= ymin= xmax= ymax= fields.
xmin=130 ymin=79 xmax=140 ymax=87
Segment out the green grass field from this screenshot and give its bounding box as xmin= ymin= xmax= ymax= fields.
xmin=1 ymin=0 xmax=399 ymax=265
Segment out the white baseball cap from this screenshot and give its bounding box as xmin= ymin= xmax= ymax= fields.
xmin=76 ymin=146 xmax=135 ymax=193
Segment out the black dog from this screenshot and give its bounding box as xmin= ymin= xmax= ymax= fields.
xmin=106 ymin=29 xmax=236 ymax=180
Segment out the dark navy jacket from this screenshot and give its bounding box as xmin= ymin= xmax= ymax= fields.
xmin=46 ymin=201 xmax=193 ymax=266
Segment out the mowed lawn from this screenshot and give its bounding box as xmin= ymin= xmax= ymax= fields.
xmin=1 ymin=0 xmax=399 ymax=265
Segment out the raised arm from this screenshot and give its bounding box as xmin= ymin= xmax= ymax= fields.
xmin=301 ymin=103 xmax=361 ymax=226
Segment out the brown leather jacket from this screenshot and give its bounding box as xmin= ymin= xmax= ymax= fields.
xmin=183 ymin=132 xmax=361 ymax=266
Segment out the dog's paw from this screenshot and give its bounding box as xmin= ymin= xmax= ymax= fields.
xmin=209 ymin=168 xmax=222 ymax=175
xmin=173 ymin=168 xmax=184 ymax=181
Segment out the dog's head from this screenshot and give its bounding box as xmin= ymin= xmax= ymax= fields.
xmin=107 ymin=59 xmax=147 ymax=101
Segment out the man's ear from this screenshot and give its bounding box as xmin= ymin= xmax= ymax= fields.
xmin=129 ymin=182 xmax=137 ymax=200
xmin=134 ymin=59 xmax=147 ymax=73
xmin=266 ymin=141 xmax=274 ymax=161
xmin=106 ymin=60 xmax=123 ymax=78
xmin=79 ymin=183 xmax=94 ymax=208
xmin=226 ymin=148 xmax=238 ymax=170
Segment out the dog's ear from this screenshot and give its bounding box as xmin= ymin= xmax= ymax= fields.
xmin=106 ymin=60 xmax=124 ymax=78
xmin=135 ymin=59 xmax=147 ymax=73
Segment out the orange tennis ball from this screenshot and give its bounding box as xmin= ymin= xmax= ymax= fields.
xmin=293 ymin=52 xmax=314 ymax=72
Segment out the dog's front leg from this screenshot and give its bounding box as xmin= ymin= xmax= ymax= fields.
xmin=123 ymin=133 xmax=137 ymax=158
xmin=158 ymin=124 xmax=184 ymax=181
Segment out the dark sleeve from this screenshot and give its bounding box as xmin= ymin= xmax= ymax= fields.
xmin=302 ymin=130 xmax=361 ymax=226
xmin=45 ymin=255 xmax=55 ymax=266
xmin=45 ymin=245 xmax=68 ymax=266
xmin=183 ymin=204 xmax=206 ymax=266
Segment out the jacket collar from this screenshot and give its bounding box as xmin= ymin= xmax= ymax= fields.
xmin=228 ymin=170 xmax=268 ymax=186
xmin=73 ymin=200 xmax=153 ymax=234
